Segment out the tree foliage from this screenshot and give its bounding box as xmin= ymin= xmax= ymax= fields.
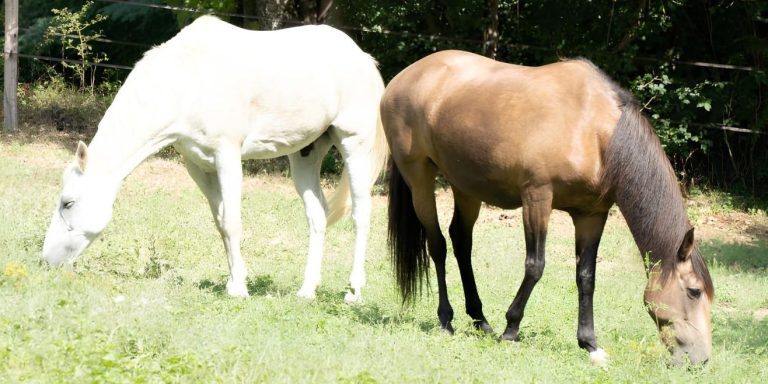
xmin=12 ymin=0 xmax=768 ymax=197
xmin=44 ymin=1 xmax=108 ymax=93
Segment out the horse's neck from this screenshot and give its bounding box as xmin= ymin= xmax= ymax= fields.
xmin=86 ymin=98 xmax=175 ymax=186
xmin=615 ymin=176 xmax=688 ymax=266
xmin=602 ymin=104 xmax=689 ymax=267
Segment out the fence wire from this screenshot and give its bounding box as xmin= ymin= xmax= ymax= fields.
xmin=17 ymin=0 xmax=763 ymax=134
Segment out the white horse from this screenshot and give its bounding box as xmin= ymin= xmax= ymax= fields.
xmin=42 ymin=16 xmax=388 ymax=303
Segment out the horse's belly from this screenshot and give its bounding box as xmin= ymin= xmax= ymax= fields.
xmin=241 ymin=120 xmax=329 ymax=160
xmin=437 ymin=161 xmax=525 ymax=209
xmin=240 ymin=134 xmax=315 ymax=160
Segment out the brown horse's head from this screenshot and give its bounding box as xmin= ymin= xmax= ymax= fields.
xmin=644 ymin=228 xmax=713 ymax=365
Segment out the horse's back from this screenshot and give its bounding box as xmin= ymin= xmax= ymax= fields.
xmin=125 ymin=17 xmax=382 ymax=162
xmin=382 ymin=50 xmax=622 ymax=210
xmin=157 ymin=16 xmax=364 ymax=59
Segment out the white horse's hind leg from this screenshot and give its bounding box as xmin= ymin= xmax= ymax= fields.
xmin=335 ymin=136 xmax=374 ymax=304
xmin=289 ymin=136 xmax=333 ymax=300
xmin=184 ymin=147 xmax=248 ymax=297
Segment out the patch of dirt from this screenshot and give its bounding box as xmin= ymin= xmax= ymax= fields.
xmin=126 ymin=157 xmax=194 ymax=192
xmin=430 ymin=185 xmax=768 ymax=249
xmin=754 ymin=308 xmax=768 ymax=321
xmin=7 ymin=128 xmax=767 ymax=249
xmin=693 ymin=210 xmax=768 ymax=245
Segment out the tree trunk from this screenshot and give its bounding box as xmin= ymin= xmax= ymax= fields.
xmin=4 ymin=0 xmax=19 ymax=132
xmin=296 ymin=0 xmax=333 ymax=24
xmin=483 ymin=0 xmax=499 ymax=59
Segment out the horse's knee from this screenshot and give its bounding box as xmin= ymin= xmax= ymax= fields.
xmin=448 ymin=222 xmax=468 ymax=248
xmin=524 ymin=258 xmax=545 ymax=282
xmin=577 ymin=269 xmax=595 ymax=293
xmin=306 ymin=214 xmax=327 ymax=235
xmin=350 ymin=197 xmax=371 ymax=223
xmin=218 ymin=219 xmax=242 ymax=239
xmin=427 ymin=235 xmax=447 ymax=262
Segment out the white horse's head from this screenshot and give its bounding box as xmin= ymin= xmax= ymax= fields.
xmin=43 ymin=142 xmax=115 ymax=266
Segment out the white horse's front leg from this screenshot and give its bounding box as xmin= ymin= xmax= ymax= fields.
xmin=288 ymin=140 xmax=332 ymax=300
xmin=184 ymin=154 xmax=248 ymax=297
xmin=215 ymin=146 xmax=248 ymax=297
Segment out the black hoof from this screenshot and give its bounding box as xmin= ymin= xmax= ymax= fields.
xmin=473 ymin=320 xmax=494 ymax=335
xmin=499 ymin=329 xmax=520 ymax=342
xmin=441 ymin=322 xmax=455 ymax=335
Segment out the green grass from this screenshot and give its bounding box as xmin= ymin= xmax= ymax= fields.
xmin=2 ymin=137 xmax=767 ymax=383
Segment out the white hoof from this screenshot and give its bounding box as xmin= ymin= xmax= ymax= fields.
xmin=589 ymin=348 xmax=609 ymax=367
xmin=226 ymin=280 xmax=249 ymax=297
xmin=344 ymin=289 xmax=362 ymax=304
xmin=297 ymin=286 xmax=317 ymax=300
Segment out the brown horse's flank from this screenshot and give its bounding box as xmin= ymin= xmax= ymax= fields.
xmin=598 ymin=80 xmax=714 ymax=299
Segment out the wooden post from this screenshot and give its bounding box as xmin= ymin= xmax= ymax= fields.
xmin=4 ymin=0 xmax=19 ymax=131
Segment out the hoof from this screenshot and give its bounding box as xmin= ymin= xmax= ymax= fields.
xmin=344 ymin=288 xmax=362 ymax=304
xmin=296 ymin=286 xmax=317 ymax=300
xmin=441 ymin=322 xmax=455 ymax=335
xmin=589 ymin=348 xmax=609 ymax=367
xmin=226 ymin=280 xmax=249 ymax=297
xmin=473 ymin=320 xmax=494 ymax=335
xmin=499 ymin=329 xmax=520 ymax=342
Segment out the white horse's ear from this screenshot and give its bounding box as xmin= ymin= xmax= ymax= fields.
xmin=76 ymin=141 xmax=88 ymax=173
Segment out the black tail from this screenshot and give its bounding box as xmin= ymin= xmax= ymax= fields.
xmin=387 ymin=160 xmax=430 ymax=303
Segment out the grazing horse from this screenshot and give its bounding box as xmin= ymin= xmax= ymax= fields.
xmin=382 ymin=50 xmax=714 ymax=365
xmin=42 ymin=16 xmax=388 ymax=303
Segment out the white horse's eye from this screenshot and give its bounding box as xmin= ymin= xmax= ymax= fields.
xmin=62 ymin=201 xmax=75 ymax=209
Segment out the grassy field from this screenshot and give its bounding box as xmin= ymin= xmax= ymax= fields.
xmin=2 ymin=134 xmax=767 ymax=383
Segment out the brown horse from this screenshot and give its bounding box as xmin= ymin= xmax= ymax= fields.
xmin=382 ymin=50 xmax=714 ymax=365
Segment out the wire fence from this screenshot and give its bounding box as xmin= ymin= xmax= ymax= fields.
xmin=26 ymin=0 xmax=762 ymax=73
xmin=17 ymin=0 xmax=763 ymax=134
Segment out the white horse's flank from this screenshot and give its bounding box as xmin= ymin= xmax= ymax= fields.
xmin=42 ymin=16 xmax=388 ymax=302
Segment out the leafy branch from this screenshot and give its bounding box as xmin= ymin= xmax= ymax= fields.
xmin=44 ymin=1 xmax=108 ymax=94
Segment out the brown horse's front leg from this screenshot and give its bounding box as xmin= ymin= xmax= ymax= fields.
xmin=572 ymin=211 xmax=609 ymax=365
xmin=501 ymin=188 xmax=552 ymax=341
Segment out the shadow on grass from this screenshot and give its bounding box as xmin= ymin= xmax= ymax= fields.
xmin=701 ymin=239 xmax=768 ymax=275
xmin=715 ymin=315 xmax=768 ymax=357
xmin=194 ymin=274 xmax=281 ymax=296
xmin=307 ymin=287 xmax=431 ymax=331
xmin=1 ymin=123 xmax=92 ymax=152
xmin=324 ymin=298 xmax=441 ymax=334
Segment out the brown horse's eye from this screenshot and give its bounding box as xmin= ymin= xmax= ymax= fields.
xmin=687 ymin=287 xmax=702 ymax=300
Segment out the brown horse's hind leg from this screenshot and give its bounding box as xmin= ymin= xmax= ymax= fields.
xmin=502 ymin=187 xmax=553 ymax=341
xmin=402 ymin=160 xmax=454 ymax=333
xmin=449 ymin=185 xmax=493 ymax=334
xmin=571 ymin=212 xmax=608 ymax=360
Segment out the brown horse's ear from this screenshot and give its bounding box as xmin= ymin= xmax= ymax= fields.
xmin=678 ymin=227 xmax=695 ymax=262
xmin=76 ymin=141 xmax=88 ymax=173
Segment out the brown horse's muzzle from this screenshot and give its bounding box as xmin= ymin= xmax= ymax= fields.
xmin=656 ymin=320 xmax=711 ymax=366
xmin=646 ymin=279 xmax=713 ymax=366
